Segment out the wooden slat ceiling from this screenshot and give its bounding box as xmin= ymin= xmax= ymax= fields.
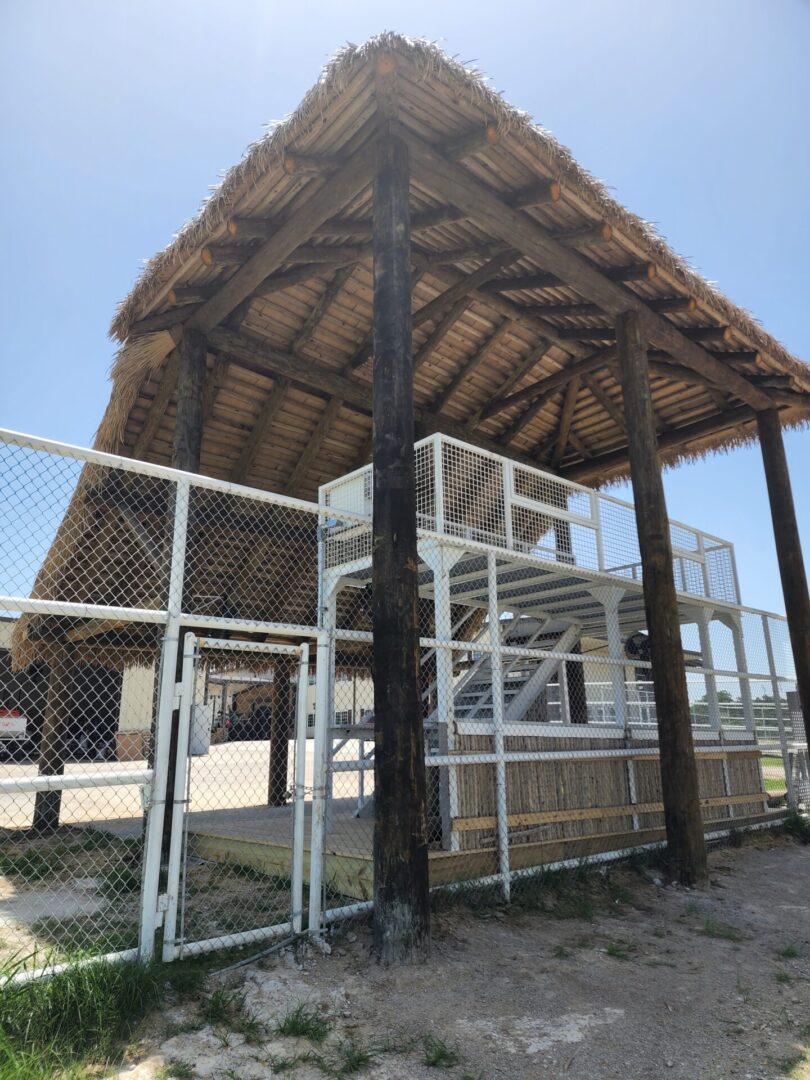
xmin=101 ymin=35 xmax=810 ymax=501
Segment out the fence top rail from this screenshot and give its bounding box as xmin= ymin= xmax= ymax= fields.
xmin=0 ymin=427 xmax=370 ymax=525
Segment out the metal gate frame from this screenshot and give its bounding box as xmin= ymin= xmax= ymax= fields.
xmin=158 ymin=633 xmax=311 ymax=962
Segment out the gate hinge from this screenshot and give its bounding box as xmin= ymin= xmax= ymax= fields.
xmin=140 ymin=784 xmax=152 ymax=812
xmin=173 ymin=682 xmax=183 ymax=710
xmin=155 ymin=893 xmax=169 ymax=929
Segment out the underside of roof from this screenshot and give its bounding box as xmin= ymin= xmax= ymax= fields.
xmin=95 ymin=33 xmax=809 ymax=498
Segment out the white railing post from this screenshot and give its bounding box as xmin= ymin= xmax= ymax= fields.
xmin=139 ymin=475 xmax=190 ymax=962
xmin=696 ymin=608 xmax=721 ymax=733
xmin=592 ymin=492 xmax=605 ymax=572
xmin=487 ymin=551 xmax=511 ymax=901
xmin=161 ymin=631 xmax=197 ymax=962
xmin=432 ymin=434 xmax=445 ymax=535
xmin=307 ymin=629 xmax=333 ymax=937
xmin=419 ymin=540 xmax=463 ymax=851
xmin=763 ymin=613 xmax=796 ymax=808
xmin=291 ymin=642 xmax=310 ymax=934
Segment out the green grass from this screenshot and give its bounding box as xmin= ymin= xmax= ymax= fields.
xmin=99 ymin=865 xmax=141 ymax=900
xmin=156 ymin=1060 xmax=194 ymax=1080
xmin=777 ymin=1050 xmax=807 ymax=1076
xmin=332 ymin=1038 xmax=375 ymax=1076
xmin=199 ymin=986 xmax=265 ymax=1044
xmin=779 ymin=944 xmax=800 ymax=960
xmin=605 ymin=938 xmax=636 ymax=961
xmin=779 ymin=810 xmax=810 ymax=845
xmin=775 ymin=970 xmax=793 ymax=985
xmin=275 ymin=1002 xmax=332 ymax=1043
xmin=0 ymin=953 xmax=163 ymax=1076
xmin=422 ymin=1034 xmax=463 ymax=1069
xmin=701 ymin=917 xmax=744 ymax=943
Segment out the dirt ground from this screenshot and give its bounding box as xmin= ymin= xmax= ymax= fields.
xmin=120 ymin=835 xmax=810 ymax=1080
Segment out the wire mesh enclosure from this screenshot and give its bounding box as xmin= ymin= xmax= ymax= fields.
xmin=0 ymin=427 xmax=803 ymax=973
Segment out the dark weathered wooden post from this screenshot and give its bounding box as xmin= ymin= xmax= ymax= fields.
xmin=371 ymin=129 xmax=431 ymax=964
xmin=615 ymin=310 xmax=708 ymax=885
xmin=162 ymin=328 xmax=207 ymax=853
xmin=756 ymin=409 xmax=810 ymax=725
xmin=32 ymin=647 xmax=74 ymax=835
xmin=268 ymin=659 xmax=292 ymax=806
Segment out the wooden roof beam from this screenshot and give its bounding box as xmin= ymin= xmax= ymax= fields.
xmin=184 ymin=143 xmax=374 ymax=335
xmin=412 ymin=248 xmax=519 ymax=330
xmin=413 ymin=297 xmax=472 ymax=374
xmin=442 ymin=123 xmax=501 ymax=162
xmin=563 ymin=406 xmax=761 ymax=483
xmin=582 ymin=373 xmax=626 ymax=432
xmin=230 ymin=377 xmax=290 ymax=484
xmin=481 ymin=346 xmax=617 ymax=420
xmin=282 ymin=397 xmax=343 ymax=495
xmin=552 ymin=375 xmax=582 ymax=466
xmin=291 ymin=265 xmax=355 ymax=354
xmin=555 ymin=324 xmax=732 ymax=344
xmin=479 ymin=263 xmax=656 ymax=295
xmin=463 ymin=343 xmax=552 ymax=430
xmin=429 ymin=319 xmax=513 ymax=413
xmin=403 ymin=129 xmax=773 ymax=411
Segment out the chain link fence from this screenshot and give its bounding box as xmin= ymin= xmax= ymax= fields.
xmin=0 ymin=427 xmax=802 ymax=971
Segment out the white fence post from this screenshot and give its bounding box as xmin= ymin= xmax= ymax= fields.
xmin=139 ymin=476 xmax=190 ymax=962
xmin=161 ymin=631 xmax=197 ymax=962
xmin=291 ymin=642 xmax=310 ymax=934
xmin=763 ymin=613 xmax=796 ymax=808
xmin=307 ymin=630 xmax=333 ymax=937
xmin=487 ymin=551 xmax=511 ymax=901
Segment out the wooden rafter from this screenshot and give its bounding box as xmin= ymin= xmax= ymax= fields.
xmin=552 ymin=375 xmax=582 ymax=466
xmin=430 ymin=319 xmax=513 ymax=414
xmin=283 ymin=397 xmax=343 ymax=495
xmin=402 ymin=129 xmax=774 ymax=412
xmin=411 ymin=248 xmax=518 ymax=331
xmin=132 ymin=348 xmax=181 ymax=459
xmin=292 ymin=264 xmax=355 ymax=355
xmin=582 ymin=373 xmax=626 ymax=432
xmin=412 ymin=297 xmax=471 ymax=374
xmin=463 ymin=344 xmax=551 ymax=430
xmin=482 ymin=346 xmax=617 ymax=421
xmin=230 ymin=376 xmax=290 ymax=484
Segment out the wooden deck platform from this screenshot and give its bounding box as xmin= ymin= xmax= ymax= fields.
xmin=185 ymin=798 xmax=788 ymax=901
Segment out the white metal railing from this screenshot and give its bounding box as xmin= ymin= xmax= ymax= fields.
xmin=321 ymin=432 xmax=741 ymax=604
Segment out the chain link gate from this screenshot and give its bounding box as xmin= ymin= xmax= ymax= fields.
xmin=160 ymin=634 xmax=310 ymax=962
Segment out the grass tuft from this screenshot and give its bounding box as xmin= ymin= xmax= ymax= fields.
xmin=276 ymin=1002 xmax=332 ymax=1043
xmin=779 ymin=944 xmax=800 ymax=960
xmin=701 ymin=917 xmax=744 ymax=943
xmin=199 ymin=985 xmax=264 ymax=1044
xmin=422 ymin=1034 xmax=463 ymax=1068
xmin=333 ymin=1038 xmax=375 ymax=1075
xmin=779 ymin=810 xmax=810 ymax=845
xmin=0 ymin=953 xmax=163 ymax=1075
xmin=605 ymin=938 xmax=636 ymax=961
xmin=156 ymin=1060 xmax=194 ymax=1080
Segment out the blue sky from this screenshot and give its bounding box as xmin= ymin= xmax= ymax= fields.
xmin=1 ymin=0 xmax=808 ymax=614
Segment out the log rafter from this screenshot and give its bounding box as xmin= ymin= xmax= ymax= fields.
xmin=402 ymin=129 xmax=774 ymax=412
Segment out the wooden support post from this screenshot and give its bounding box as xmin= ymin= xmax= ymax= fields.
xmin=31 ymin=648 xmax=74 ymax=835
xmin=756 ymin=409 xmax=810 ymax=727
xmin=371 ymin=131 xmax=430 ymax=964
xmin=162 ymin=328 xmax=207 ymax=854
xmin=268 ymin=659 xmax=292 ymax=806
xmin=615 ymin=310 xmax=708 ymax=886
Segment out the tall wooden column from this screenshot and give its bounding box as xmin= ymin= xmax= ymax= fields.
xmin=616 ymin=310 xmax=707 ymax=885
xmin=371 ymin=131 xmax=430 ymax=964
xmin=32 ymin=647 xmax=74 ymax=835
xmin=756 ymin=409 xmax=810 ymax=726
xmin=162 ymin=328 xmax=207 ymax=853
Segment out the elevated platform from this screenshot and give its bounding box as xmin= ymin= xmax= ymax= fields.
xmin=184 ymin=799 xmax=787 ymax=901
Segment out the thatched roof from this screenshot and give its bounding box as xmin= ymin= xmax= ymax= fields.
xmin=13 ymin=34 xmax=810 ymax=670
xmin=91 ymin=32 xmax=809 ymax=497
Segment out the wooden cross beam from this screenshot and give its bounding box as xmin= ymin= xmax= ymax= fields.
xmin=430 ymin=319 xmax=513 ymax=414
xmin=402 ymin=129 xmax=774 ymax=412
xmin=551 ymin=376 xmax=582 ymax=466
